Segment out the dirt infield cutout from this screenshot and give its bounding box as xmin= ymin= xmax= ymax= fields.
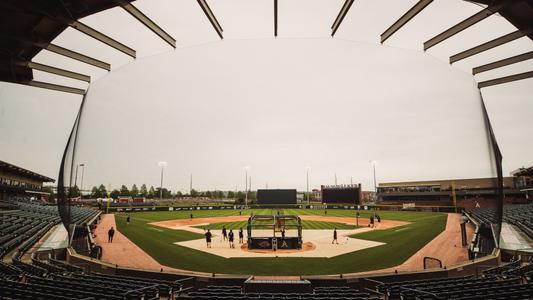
xmin=150 ymin=215 xmax=409 ymax=258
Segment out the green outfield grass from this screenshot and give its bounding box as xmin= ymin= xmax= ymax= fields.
xmin=195 ymin=219 xmax=358 ymax=230
xmin=115 ymin=209 xmax=447 ymax=275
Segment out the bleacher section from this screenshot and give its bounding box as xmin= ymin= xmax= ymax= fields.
xmin=0 ymin=269 xmax=188 ymax=299
xmin=0 ymin=200 xmax=99 ymax=260
xmin=179 ymin=285 xmax=376 ymax=300
xmin=470 ymin=203 xmax=533 ymax=239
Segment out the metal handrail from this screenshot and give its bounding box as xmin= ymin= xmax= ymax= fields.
xmin=122 ymin=283 xmax=160 ymax=299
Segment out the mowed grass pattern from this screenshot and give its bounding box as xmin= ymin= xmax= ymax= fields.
xmin=197 ymin=220 xmax=358 ymax=230
xmin=115 ymin=209 xmax=447 ymax=275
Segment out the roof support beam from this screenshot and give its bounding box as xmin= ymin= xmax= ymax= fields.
xmin=0 ymin=33 xmax=111 ymax=71
xmin=424 ymin=4 xmax=506 ymax=51
xmin=331 ymin=0 xmax=355 ymax=37
xmin=17 ymin=61 xmax=91 ymax=82
xmin=27 ymin=80 xmax=86 ymax=95
xmin=45 ymin=43 xmax=111 ymax=71
xmin=119 ymin=2 xmax=176 ymax=48
xmin=197 ymin=0 xmax=223 ymax=39
xmin=274 ymin=0 xmax=278 ymax=37
xmin=473 ymin=51 xmax=533 ymax=75
xmin=450 ymin=30 xmax=527 ymax=63
xmin=478 ymin=71 xmax=533 ymax=88
xmin=70 ymin=20 xmax=136 ymax=58
xmin=380 ymin=0 xmax=433 ymax=43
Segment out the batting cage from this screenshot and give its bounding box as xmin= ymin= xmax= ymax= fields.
xmin=247 ymin=215 xmax=302 ymax=250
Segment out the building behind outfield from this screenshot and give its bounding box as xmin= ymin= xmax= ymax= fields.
xmin=377 ymin=167 xmax=533 ymax=210
xmin=0 ymin=160 xmax=54 ymax=201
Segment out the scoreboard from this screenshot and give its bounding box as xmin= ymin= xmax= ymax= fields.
xmin=321 ymin=184 xmax=361 ymax=204
xmin=257 ymin=189 xmax=297 ymax=205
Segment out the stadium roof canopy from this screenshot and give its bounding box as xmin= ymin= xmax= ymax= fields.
xmin=0 ymin=160 xmax=55 ymax=182
xmin=0 ymin=0 xmax=532 ymax=95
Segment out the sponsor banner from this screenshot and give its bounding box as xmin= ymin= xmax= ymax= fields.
xmin=402 ymin=203 xmax=416 ymax=209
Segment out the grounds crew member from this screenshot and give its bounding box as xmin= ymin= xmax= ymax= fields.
xmin=332 ymin=228 xmax=338 ymax=244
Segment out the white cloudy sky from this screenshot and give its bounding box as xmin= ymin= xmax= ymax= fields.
xmin=0 ymin=0 xmax=532 ymax=192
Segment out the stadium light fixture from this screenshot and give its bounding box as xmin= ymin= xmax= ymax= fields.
xmin=79 ymin=164 xmax=85 ymax=196
xmin=244 ymin=166 xmax=250 ymax=207
xmin=158 ymin=161 xmax=168 ymax=199
xmin=306 ymin=166 xmax=311 ymax=205
xmin=370 ymin=160 xmax=377 ymax=193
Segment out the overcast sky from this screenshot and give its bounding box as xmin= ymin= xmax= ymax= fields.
xmin=0 ymin=0 xmax=532 ymax=192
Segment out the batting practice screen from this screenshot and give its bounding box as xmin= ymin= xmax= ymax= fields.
xmin=321 ymin=185 xmax=361 ymax=204
xmin=257 ymin=189 xmax=297 ymax=205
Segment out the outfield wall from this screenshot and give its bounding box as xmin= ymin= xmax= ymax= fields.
xmin=103 ymin=203 xmax=460 ymax=213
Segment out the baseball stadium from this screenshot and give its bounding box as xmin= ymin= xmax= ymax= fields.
xmin=1 ymin=0 xmax=533 ymax=299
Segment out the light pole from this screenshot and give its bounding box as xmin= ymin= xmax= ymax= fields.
xmin=79 ymin=164 xmax=85 ymax=194
xmin=306 ymin=166 xmax=311 ymax=205
xmin=244 ymin=166 xmax=250 ymax=207
xmin=158 ymin=161 xmax=167 ymax=200
xmin=74 ymin=164 xmax=79 ymax=188
xmin=370 ymin=160 xmax=377 ymax=193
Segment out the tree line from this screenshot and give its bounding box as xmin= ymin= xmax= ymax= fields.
xmin=64 ymin=184 xmax=257 ymax=201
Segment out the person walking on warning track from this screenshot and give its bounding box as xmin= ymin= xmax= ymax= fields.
xmin=205 ymin=229 xmax=212 ymax=248
xmin=108 ymin=227 xmax=115 ymax=243
xmin=228 ymin=230 xmax=235 ymax=248
xmin=222 ymin=226 xmax=228 ymax=241
xmin=238 ymin=228 xmax=244 ymax=244
xmin=332 ymin=228 xmax=338 ymax=244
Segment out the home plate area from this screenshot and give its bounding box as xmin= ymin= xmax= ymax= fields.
xmin=175 ymin=229 xmax=384 ymax=258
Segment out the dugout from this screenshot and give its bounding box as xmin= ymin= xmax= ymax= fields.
xmin=247 ymin=215 xmax=302 ymax=250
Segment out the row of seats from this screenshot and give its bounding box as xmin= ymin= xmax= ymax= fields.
xmin=0 ymin=200 xmax=99 ymax=260
xmin=470 ymin=203 xmax=533 ymax=239
xmin=375 ymin=273 xmax=533 ymax=300
xmin=0 ymin=268 xmax=186 ymax=299
xmin=179 ymin=285 xmax=375 ymax=300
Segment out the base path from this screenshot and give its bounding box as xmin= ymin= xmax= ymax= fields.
xmin=94 ymin=214 xmax=191 ymax=273
xmin=359 ymin=213 xmax=474 ymax=274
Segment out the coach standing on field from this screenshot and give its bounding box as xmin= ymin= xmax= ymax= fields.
xmin=108 ymin=227 xmax=115 ymax=243
xmin=205 ymin=229 xmax=212 ymax=248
